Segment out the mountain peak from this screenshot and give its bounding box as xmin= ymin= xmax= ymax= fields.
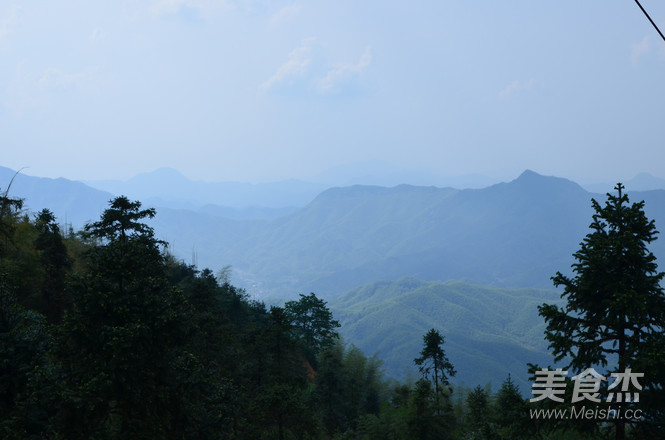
xmin=506 ymin=169 xmax=587 ymax=196
xmin=516 ymin=169 xmax=542 ymax=180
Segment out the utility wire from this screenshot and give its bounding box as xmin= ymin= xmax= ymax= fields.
xmin=634 ymin=0 xmax=665 ymax=43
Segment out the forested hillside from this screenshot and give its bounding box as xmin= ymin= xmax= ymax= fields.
xmin=0 ymin=192 xmax=576 ymax=439
xmin=3 ymin=187 xmax=665 ymax=438
xmin=330 ymin=278 xmax=561 ymax=391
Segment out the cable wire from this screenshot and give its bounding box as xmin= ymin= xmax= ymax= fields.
xmin=634 ymin=0 xmax=665 ymax=43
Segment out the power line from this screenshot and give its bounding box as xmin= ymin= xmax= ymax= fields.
xmin=634 ymin=0 xmax=665 ymax=43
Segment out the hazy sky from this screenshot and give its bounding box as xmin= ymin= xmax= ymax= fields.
xmin=1 ymin=0 xmax=664 ymax=183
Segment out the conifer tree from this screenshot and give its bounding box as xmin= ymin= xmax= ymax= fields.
xmin=539 ymin=184 xmax=665 ymax=439
xmin=52 ymin=197 xmax=200 ymax=438
xmin=34 ymin=209 xmax=71 ymax=323
xmin=466 ymin=385 xmax=491 ymax=437
xmin=493 ymin=375 xmax=528 ymax=439
xmin=414 ymin=328 xmax=456 ymax=414
xmin=284 ymin=292 xmax=340 ymax=368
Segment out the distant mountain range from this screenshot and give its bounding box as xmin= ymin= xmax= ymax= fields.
xmin=175 ymin=170 xmax=665 ymax=299
xmin=4 ymin=164 xmax=665 ymax=387
xmin=0 ymin=166 xmax=114 ymax=228
xmin=4 ymin=166 xmax=665 ymax=298
xmin=85 ymin=167 xmax=328 ymax=211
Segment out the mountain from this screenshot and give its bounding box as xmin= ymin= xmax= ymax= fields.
xmin=310 ymin=160 xmax=501 ymax=188
xmin=5 ymin=166 xmax=665 ymax=303
xmin=140 ymin=169 xmax=665 ymax=300
xmin=86 ymin=167 xmax=328 ymax=210
xmin=330 ymin=277 xmax=561 ymax=392
xmin=189 ymin=170 xmax=596 ymax=297
xmin=5 ymin=165 xmax=665 ymax=390
xmin=0 ymin=166 xmax=114 ymax=228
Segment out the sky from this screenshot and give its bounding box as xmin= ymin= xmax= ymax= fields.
xmin=1 ymin=0 xmax=664 ymax=184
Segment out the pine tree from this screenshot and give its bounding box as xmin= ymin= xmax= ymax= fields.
xmin=51 ymin=197 xmax=199 ymax=438
xmin=539 ymin=183 xmax=665 ymax=439
xmin=34 ymin=209 xmax=71 ymax=323
xmin=466 ymin=385 xmax=491 ymax=437
xmin=493 ymin=375 xmax=528 ymax=439
xmin=414 ymin=328 xmax=456 ymax=414
xmin=284 ymin=292 xmax=340 ymax=368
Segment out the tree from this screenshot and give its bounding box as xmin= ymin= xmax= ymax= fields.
xmin=0 ymin=275 xmax=50 ymax=439
xmin=414 ymin=328 xmax=456 ymax=414
xmin=539 ymin=183 xmax=665 ymax=439
xmin=0 ymin=176 xmax=23 ymax=255
xmin=34 ymin=209 xmax=71 ymax=323
xmin=257 ymin=306 xmax=316 ymax=440
xmin=52 ymin=197 xmax=204 ymax=438
xmin=284 ymin=292 xmax=340 ymax=368
xmin=466 ymin=385 xmax=491 ymax=437
xmin=493 ymin=375 xmax=529 ymax=439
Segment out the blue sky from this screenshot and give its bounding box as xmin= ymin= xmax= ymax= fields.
xmin=1 ymin=0 xmax=664 ymax=183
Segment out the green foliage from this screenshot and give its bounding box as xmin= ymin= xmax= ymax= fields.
xmin=313 ymin=341 xmax=386 ymax=435
xmin=493 ymin=375 xmax=529 ymax=439
xmin=285 ymin=292 xmax=340 ymax=367
xmin=539 ymin=184 xmax=665 ymax=438
xmin=0 ymin=184 xmax=23 ymax=254
xmin=50 ymin=198 xmax=198 ymax=438
xmin=0 ymin=276 xmax=50 ymax=438
xmin=466 ymin=385 xmax=492 ymax=436
xmin=414 ymin=328 xmax=456 ymax=396
xmin=332 ymin=277 xmax=561 ymax=390
xmin=34 ymin=209 xmax=72 ymax=323
xmin=1 ymin=190 xmax=628 ymax=440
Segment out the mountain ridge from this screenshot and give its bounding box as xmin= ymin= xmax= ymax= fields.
xmin=4 ymin=165 xmax=665 ymax=301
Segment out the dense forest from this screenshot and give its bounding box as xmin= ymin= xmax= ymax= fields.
xmin=1 ymin=185 xmax=664 ymax=439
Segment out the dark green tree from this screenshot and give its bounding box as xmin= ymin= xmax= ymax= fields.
xmin=406 ymin=379 xmax=453 ymax=440
xmin=539 ymin=184 xmax=665 ymax=439
xmin=493 ymin=375 xmax=529 ymax=440
xmin=314 ymin=341 xmax=348 ymax=434
xmin=414 ymin=328 xmax=456 ymax=414
xmin=0 ymin=275 xmax=50 ymax=439
xmin=258 ymin=306 xmax=317 ymax=440
xmin=284 ymin=292 xmax=340 ymax=368
xmin=0 ymin=181 xmax=23 ymax=255
xmin=34 ymin=209 xmax=72 ymax=323
xmin=50 ymin=197 xmax=212 ymax=439
xmin=466 ymin=385 xmax=492 ymax=438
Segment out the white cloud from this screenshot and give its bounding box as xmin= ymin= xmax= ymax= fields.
xmin=631 ymin=36 xmax=650 ymax=64
xmin=269 ymin=3 xmax=300 ymax=28
xmin=316 ymin=46 xmax=371 ymax=94
xmin=0 ymin=4 xmax=21 ymax=49
xmin=499 ymin=78 xmax=535 ymax=99
xmin=259 ymin=38 xmax=315 ymax=92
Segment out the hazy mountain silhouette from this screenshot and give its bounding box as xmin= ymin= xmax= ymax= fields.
xmin=86 ymin=167 xmax=328 ymax=210
xmin=0 ymin=166 xmax=114 ymax=228
xmin=209 ymin=170 xmax=644 ymax=298
xmin=310 ymin=159 xmax=501 ymax=188
xmin=4 ymin=166 xmax=665 ymax=302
